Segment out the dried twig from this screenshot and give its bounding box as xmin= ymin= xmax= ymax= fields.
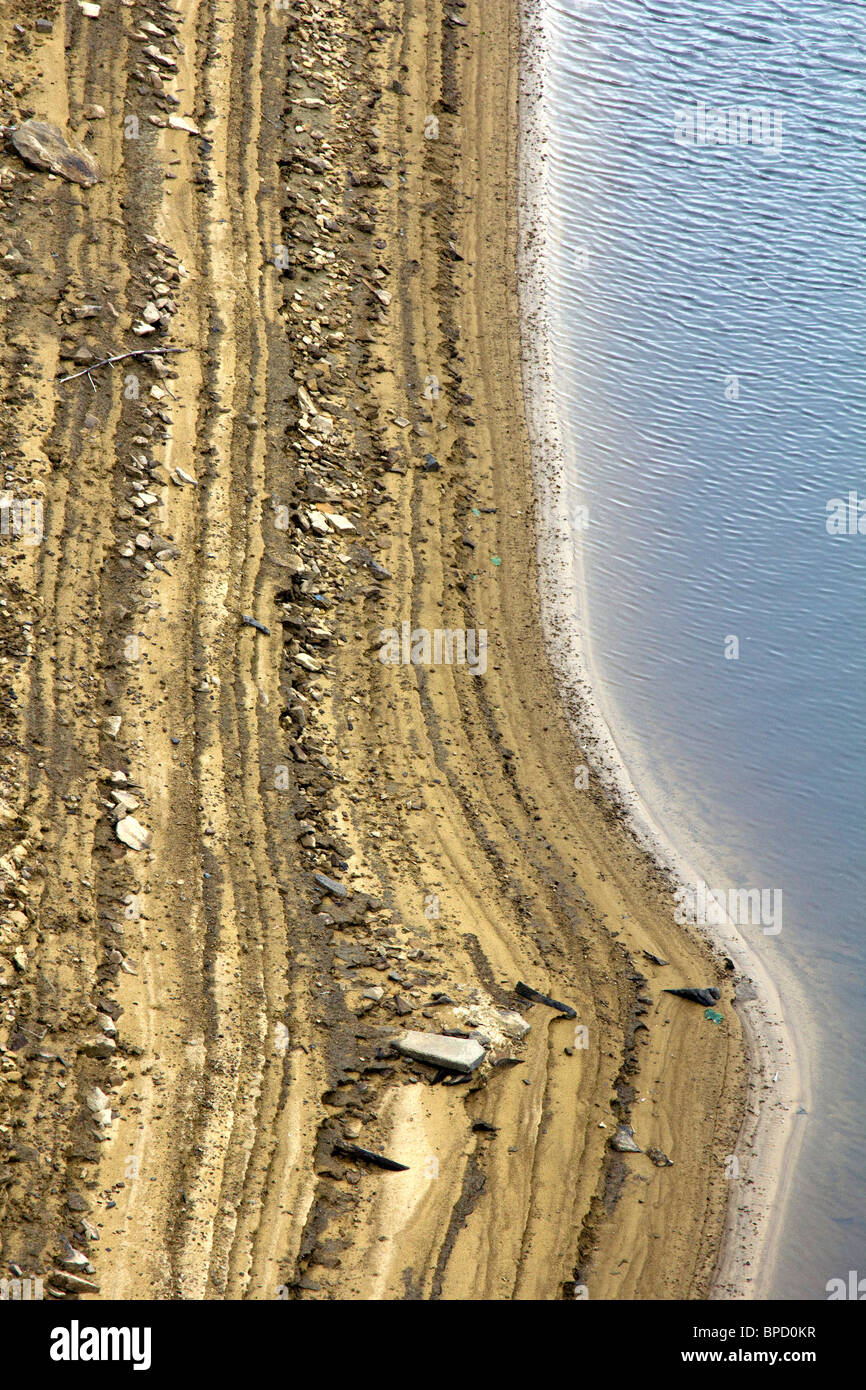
xmin=58 ymin=346 xmax=187 ymax=384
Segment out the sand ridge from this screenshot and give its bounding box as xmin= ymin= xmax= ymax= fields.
xmin=0 ymin=0 xmax=746 ymax=1300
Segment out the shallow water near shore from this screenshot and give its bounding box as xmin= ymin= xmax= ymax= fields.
xmin=540 ymin=0 xmax=866 ymax=1298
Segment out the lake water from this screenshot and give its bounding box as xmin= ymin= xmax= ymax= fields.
xmin=540 ymin=0 xmax=866 ymax=1299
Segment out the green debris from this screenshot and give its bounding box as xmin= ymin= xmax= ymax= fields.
xmin=490 ymin=556 xmax=501 ymax=567
xmin=704 ymin=1008 xmax=724 ymax=1024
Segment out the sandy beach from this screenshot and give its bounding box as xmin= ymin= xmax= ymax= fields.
xmin=0 ymin=0 xmax=776 ymax=1300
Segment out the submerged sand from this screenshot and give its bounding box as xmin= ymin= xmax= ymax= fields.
xmin=0 ymin=0 xmax=764 ymax=1300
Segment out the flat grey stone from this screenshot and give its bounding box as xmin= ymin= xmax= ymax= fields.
xmin=396 ymin=1030 xmax=485 ymax=1074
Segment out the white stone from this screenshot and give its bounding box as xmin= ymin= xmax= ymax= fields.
xmin=396 ymin=1030 xmax=486 ymax=1074
xmin=322 ymin=512 xmax=355 ymax=533
xmin=494 ymin=1009 xmax=531 ymax=1041
xmin=294 ymin=651 xmax=321 ymax=673
xmin=115 ymin=815 xmax=151 ymax=851
xmin=168 ymin=115 xmax=200 ymax=136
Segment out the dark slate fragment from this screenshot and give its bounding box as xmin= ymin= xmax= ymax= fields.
xmin=662 ymin=986 xmax=721 ymax=1007
xmin=332 ymin=1142 xmax=408 ymax=1172
xmin=515 ymin=980 xmax=576 ymax=1019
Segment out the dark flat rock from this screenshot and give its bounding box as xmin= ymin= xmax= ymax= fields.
xmin=332 ymin=1143 xmax=408 ymax=1172
xmin=515 ymin=980 xmax=576 ymax=1019
xmin=663 ymin=986 xmax=721 ymax=1007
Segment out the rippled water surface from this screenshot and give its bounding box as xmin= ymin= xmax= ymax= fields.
xmin=541 ymin=0 xmax=865 ymax=1298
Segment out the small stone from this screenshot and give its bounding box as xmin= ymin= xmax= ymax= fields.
xmin=647 ymin=1148 xmax=674 ymax=1167
xmin=294 ymin=651 xmax=321 ymax=673
xmin=168 ymin=115 xmax=200 ymax=136
xmin=143 ymin=44 xmax=178 ymax=70
xmin=49 ymin=1270 xmax=100 ymax=1294
xmin=321 ymin=512 xmax=355 ymax=534
xmin=85 ymin=1085 xmax=110 ymax=1114
xmin=611 ymin=1125 xmax=642 ymax=1154
xmin=59 ymin=1238 xmax=91 ymax=1270
xmin=494 ymin=1009 xmax=531 ymax=1041
xmin=115 ymin=815 xmax=152 ymax=851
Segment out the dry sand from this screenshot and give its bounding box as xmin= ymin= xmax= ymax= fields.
xmin=0 ymin=0 xmax=766 ymax=1300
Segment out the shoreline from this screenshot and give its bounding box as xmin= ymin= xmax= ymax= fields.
xmin=0 ymin=0 xmax=778 ymax=1301
xmin=515 ymin=0 xmax=805 ymax=1299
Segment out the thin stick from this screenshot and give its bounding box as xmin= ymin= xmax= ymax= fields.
xmin=58 ymin=347 xmax=187 ymax=384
